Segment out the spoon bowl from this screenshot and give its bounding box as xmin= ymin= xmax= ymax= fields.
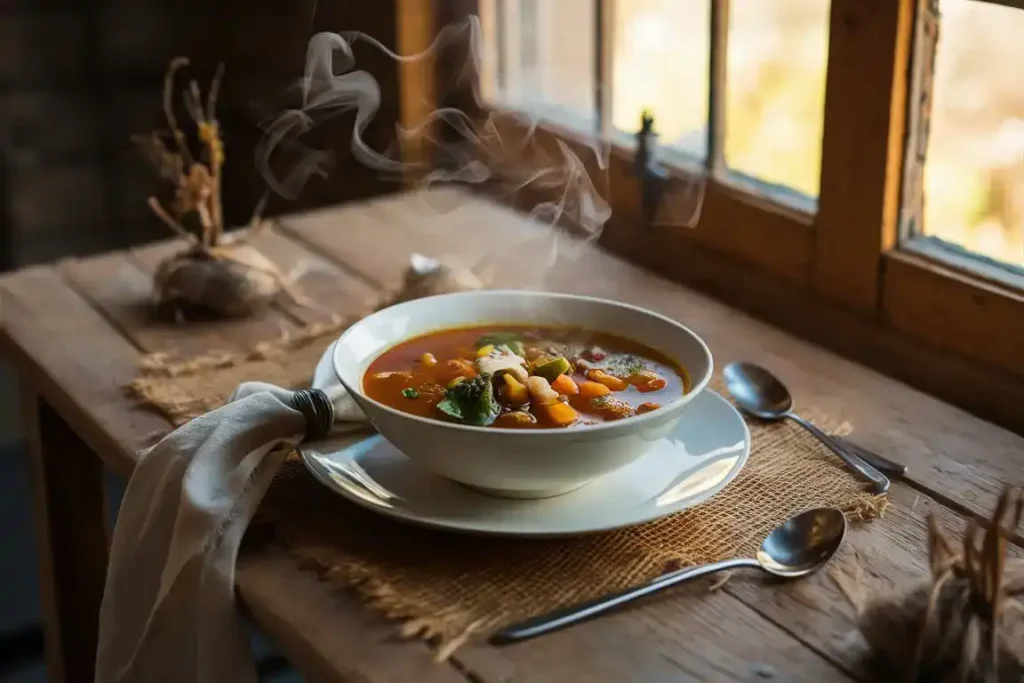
xmin=491 ymin=507 xmax=846 ymax=644
xmin=723 ymin=361 xmax=893 ymax=493
xmin=722 ymin=362 xmax=795 ymax=419
xmin=757 ymin=506 xmax=846 ymax=577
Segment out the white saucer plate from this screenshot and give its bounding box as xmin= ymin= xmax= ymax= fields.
xmin=298 ymin=388 xmax=750 ymax=538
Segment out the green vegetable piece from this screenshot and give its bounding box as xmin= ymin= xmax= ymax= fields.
xmin=401 ymin=387 xmax=420 ymax=399
xmin=436 ymin=373 xmax=500 ymax=426
xmin=474 ymin=332 xmax=522 ymax=349
xmin=497 ymin=341 xmax=526 ymax=357
xmin=533 ymin=356 xmax=571 ymax=381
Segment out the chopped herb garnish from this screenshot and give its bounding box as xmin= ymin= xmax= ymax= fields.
xmin=597 ymin=353 xmax=647 ymax=379
xmin=401 ymin=387 xmax=420 ymax=399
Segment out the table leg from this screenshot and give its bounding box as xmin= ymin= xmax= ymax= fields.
xmin=22 ymin=389 xmax=110 ymax=683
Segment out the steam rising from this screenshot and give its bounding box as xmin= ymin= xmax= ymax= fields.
xmin=257 ymin=16 xmax=701 ymax=287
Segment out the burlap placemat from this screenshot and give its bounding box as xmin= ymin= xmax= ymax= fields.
xmin=129 ymin=322 xmax=888 ymax=659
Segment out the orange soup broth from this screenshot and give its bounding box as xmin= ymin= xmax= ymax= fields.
xmin=363 ymin=325 xmax=690 ymax=429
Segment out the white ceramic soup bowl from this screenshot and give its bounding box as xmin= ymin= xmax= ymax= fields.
xmin=333 ymin=290 xmax=713 ymax=498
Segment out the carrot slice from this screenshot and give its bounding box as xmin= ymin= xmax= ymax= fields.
xmin=551 ymin=374 xmax=579 ymax=395
xmin=543 ymin=401 xmax=578 ymax=427
xmin=578 ymin=381 xmax=611 ymax=399
xmin=587 ymin=369 xmax=628 ymax=391
xmin=637 ymin=377 xmax=667 ymax=393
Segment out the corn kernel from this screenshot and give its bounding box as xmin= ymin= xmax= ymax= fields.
xmin=420 ymin=352 xmax=437 ymax=367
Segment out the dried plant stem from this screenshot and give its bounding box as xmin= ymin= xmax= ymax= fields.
xmin=163 ymin=57 xmax=192 ymax=166
xmin=209 ymin=163 xmax=223 ymax=247
xmin=248 ymin=192 xmax=270 ymax=234
xmin=148 ymin=197 xmax=199 ymax=245
xmin=185 ymin=80 xmax=206 ymax=125
xmin=208 ymin=64 xmax=226 ymax=244
xmin=207 ymin=63 xmax=225 ymax=122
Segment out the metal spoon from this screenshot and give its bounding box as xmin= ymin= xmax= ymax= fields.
xmin=491 ymin=507 xmax=847 ymax=645
xmin=723 ymin=362 xmax=893 ymax=494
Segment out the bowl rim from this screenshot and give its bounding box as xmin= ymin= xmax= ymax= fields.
xmin=332 ymin=289 xmax=714 ymax=435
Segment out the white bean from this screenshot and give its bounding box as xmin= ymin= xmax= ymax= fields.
xmin=526 ymin=376 xmax=560 ymax=405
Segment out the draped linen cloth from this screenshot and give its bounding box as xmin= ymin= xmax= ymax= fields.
xmin=95 ymin=380 xmax=365 ymax=683
xmin=94 ymin=256 xmax=482 ymax=682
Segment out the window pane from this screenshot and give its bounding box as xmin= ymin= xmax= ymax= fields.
xmin=923 ymin=0 xmax=1024 ymax=268
xmin=483 ymin=0 xmax=597 ymax=129
xmin=611 ymin=0 xmax=710 ymax=160
xmin=724 ymin=0 xmax=830 ymax=197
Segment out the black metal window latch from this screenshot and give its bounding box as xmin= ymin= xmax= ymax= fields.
xmin=634 ymin=110 xmax=670 ymax=226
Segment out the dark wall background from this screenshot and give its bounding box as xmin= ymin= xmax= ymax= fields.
xmin=0 ymin=4 xmax=408 ymax=678
xmin=0 ymin=0 xmax=404 ymax=270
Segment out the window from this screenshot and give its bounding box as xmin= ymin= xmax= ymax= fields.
xmin=437 ymin=0 xmax=1024 ymax=395
xmin=610 ymin=0 xmax=709 ymax=159
xmin=906 ymin=0 xmax=1024 ymax=271
xmin=487 ymin=0 xmax=597 ymax=129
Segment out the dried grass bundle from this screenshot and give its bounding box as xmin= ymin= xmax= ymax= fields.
xmin=836 ymin=487 xmax=1024 ymax=682
xmin=136 ymin=58 xmax=292 ymax=319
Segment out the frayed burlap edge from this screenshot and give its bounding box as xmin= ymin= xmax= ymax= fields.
xmin=124 ymin=317 xmax=358 ymax=428
xmin=133 ymin=316 xmax=355 ymax=379
xmin=123 ymin=308 xmax=891 ymax=661
xmin=280 ymin=491 xmax=889 ymax=661
xmin=255 ymin=405 xmax=889 ymax=661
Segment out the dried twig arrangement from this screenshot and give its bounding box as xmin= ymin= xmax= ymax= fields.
xmin=134 ymin=57 xmax=296 ymax=319
xmin=836 ymin=486 xmax=1024 ymax=682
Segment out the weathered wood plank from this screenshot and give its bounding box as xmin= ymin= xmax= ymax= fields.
xmin=22 ymin=390 xmax=110 ymax=683
xmin=277 ymin=188 xmax=472 ymax=291
xmin=301 ymin=188 xmax=1024 ymax=676
xmin=815 ymin=0 xmax=913 ymax=311
xmin=61 ymin=250 xmax=289 ymax=358
xmin=723 ymin=481 xmax=1023 ymax=677
xmin=603 ymin=218 xmax=1024 ymax=436
xmin=371 ymin=191 xmax=1024 ymax=518
xmin=457 ymin=589 xmax=853 ymax=683
xmin=8 ymin=189 xmax=1024 ymax=683
xmin=243 ymin=227 xmax=381 ymax=325
xmin=129 ymin=239 xmax=300 ymax=353
xmin=0 ymin=267 xmax=165 ymax=474
xmin=882 ymin=251 xmax=1024 ymax=381
xmin=2 ymin=262 xmax=463 ymax=681
xmin=237 ymin=551 xmax=470 ymax=683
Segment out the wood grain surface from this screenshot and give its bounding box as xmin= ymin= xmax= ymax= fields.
xmin=2 ymin=188 xmax=1022 ymax=682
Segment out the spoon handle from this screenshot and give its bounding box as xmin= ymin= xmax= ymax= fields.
xmin=786 ymin=413 xmax=890 ymax=494
xmin=490 ymin=557 xmax=760 ymax=645
xmin=834 ymin=437 xmax=907 ymax=477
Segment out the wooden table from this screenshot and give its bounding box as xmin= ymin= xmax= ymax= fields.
xmin=3 ymin=188 xmax=1022 ymax=683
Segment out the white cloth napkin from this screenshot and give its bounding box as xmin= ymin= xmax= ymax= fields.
xmin=95 ymin=255 xmax=485 ymax=682
xmin=95 ymin=367 xmax=365 ymax=683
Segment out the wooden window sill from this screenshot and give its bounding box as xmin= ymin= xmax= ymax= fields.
xmin=473 ymin=105 xmax=816 ymax=285
xmin=597 ymin=211 xmax=1024 ymax=435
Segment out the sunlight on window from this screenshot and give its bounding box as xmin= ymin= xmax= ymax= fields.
xmin=611 ymin=0 xmax=709 ymax=159
xmin=483 ymin=0 xmax=597 ymax=129
xmin=923 ymin=0 xmax=1024 ymax=268
xmin=724 ymin=0 xmax=830 ymax=198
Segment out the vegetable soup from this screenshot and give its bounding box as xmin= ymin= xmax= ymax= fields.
xmin=363 ymin=325 xmax=689 ymax=429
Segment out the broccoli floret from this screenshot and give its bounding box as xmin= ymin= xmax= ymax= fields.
xmin=436 ymin=373 xmax=501 ymax=426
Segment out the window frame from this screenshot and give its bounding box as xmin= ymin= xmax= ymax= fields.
xmin=410 ymin=0 xmax=1024 ymax=426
